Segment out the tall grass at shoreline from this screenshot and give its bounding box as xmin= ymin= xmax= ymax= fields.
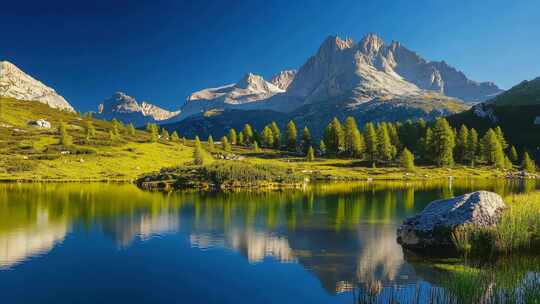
xmin=452 ymin=191 xmax=540 ymax=255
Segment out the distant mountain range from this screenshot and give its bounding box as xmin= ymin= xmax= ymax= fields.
xmin=1 ymin=33 xmax=509 ymax=136
xmin=96 ymin=92 xmax=179 ymax=127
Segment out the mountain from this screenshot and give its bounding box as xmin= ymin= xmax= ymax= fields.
xmin=172 ymin=73 xmax=284 ymax=122
xmin=0 ymin=61 xmax=74 ymax=112
xmin=97 ymin=92 xmax=179 ymax=127
xmin=270 ymin=70 xmax=297 ymax=90
xmin=449 ymin=76 xmax=540 ymax=150
xmin=165 ymin=33 xmax=488 ymax=137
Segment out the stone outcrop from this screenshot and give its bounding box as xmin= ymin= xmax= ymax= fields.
xmin=397 ymin=191 xmax=507 ymax=250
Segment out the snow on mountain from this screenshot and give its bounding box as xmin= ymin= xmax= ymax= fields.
xmin=174 ymin=73 xmax=284 ymax=121
xmin=97 ymin=92 xmax=179 ymax=127
xmin=0 ymin=61 xmax=74 ymax=112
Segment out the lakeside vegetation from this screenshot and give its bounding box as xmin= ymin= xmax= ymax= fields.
xmin=1 ymin=97 xmax=538 ymax=185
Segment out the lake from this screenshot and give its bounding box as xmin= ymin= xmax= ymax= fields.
xmin=0 ymin=180 xmax=539 ymax=303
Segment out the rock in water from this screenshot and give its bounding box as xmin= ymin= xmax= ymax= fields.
xmin=397 ymin=191 xmax=507 ymax=250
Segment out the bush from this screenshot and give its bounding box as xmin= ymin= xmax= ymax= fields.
xmin=6 ymin=158 xmax=37 ymax=173
xmin=201 ymin=161 xmax=303 ymax=185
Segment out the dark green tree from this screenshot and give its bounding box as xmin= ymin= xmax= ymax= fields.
xmin=300 ymin=126 xmax=312 ymax=154
xmin=376 ymin=123 xmax=394 ymax=163
xmin=284 ymin=120 xmax=298 ymax=151
xmin=494 ymin=126 xmax=508 ymax=150
xmin=127 ymin=123 xmax=136 ymax=136
xmin=228 ymin=128 xmax=238 ymax=145
xmin=466 ymin=128 xmax=479 ymax=166
xmin=59 ymin=121 xmax=72 ymax=146
xmin=509 ymin=146 xmax=519 ymax=164
xmin=364 ymin=122 xmax=378 ymax=163
xmin=480 ymin=129 xmax=505 ymax=168
xmin=400 ymin=148 xmax=415 ymax=172
xmin=306 ymin=146 xmax=315 ymax=162
xmin=522 ymin=152 xmax=536 ymax=173
xmin=221 ymin=136 xmax=232 ymax=153
xmin=193 ymin=136 xmax=205 ymax=165
xmin=261 ymin=126 xmax=274 ymax=148
xmin=207 ymin=135 xmax=215 ymax=153
xmin=270 ymin=122 xmax=281 ymax=149
xmin=431 ymin=118 xmax=455 ymax=167
xmin=241 ymin=124 xmax=254 ymax=145
xmin=455 ymin=125 xmax=469 ymax=163
xmin=323 ymin=117 xmax=344 ymax=155
xmin=171 ymin=131 xmax=180 ymax=142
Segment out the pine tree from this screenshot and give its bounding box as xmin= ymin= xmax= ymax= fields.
xmin=306 ymin=146 xmax=315 ymax=162
xmin=387 ymin=123 xmax=401 ymax=151
xmin=161 ymin=128 xmax=170 ymax=141
xmin=400 ymin=148 xmax=415 ymax=172
xmin=504 ymin=155 xmax=513 ymax=170
xmin=494 ymin=126 xmax=508 ymax=150
xmin=221 ymin=136 xmax=232 ymax=153
xmin=399 ymin=120 xmax=419 ymax=152
xmin=376 ymin=123 xmax=394 ymax=163
xmin=238 ymin=132 xmax=245 ymax=146
xmin=344 ymin=117 xmax=363 ymax=157
xmin=193 ymin=137 xmax=205 ymax=165
xmin=228 ymin=128 xmax=238 ymax=145
xmin=253 ymin=141 xmax=261 ymax=152
xmin=59 ymin=121 xmax=72 ymax=146
xmin=323 ymin=117 xmax=344 ymax=155
xmin=455 ymin=125 xmax=469 ymax=163
xmin=419 ymin=127 xmax=434 ymax=162
xmin=207 ymin=135 xmax=215 ymax=153
xmin=109 ymin=130 xmax=115 ymax=143
xmin=509 ymin=146 xmax=519 ymax=164
xmin=147 ymin=123 xmax=158 ymax=143
xmin=85 ymin=120 xmax=96 ymax=141
xmin=431 ymin=118 xmax=455 ymax=167
xmin=112 ymin=119 xmax=121 ymax=137
xmin=127 ymin=123 xmax=136 ymax=136
xmin=319 ymin=140 xmax=327 ymax=156
xmin=284 ymin=120 xmax=298 ymax=151
xmin=262 ymin=126 xmax=274 ymax=148
xmin=480 ymin=129 xmax=502 ymax=166
xmin=242 ymin=124 xmax=254 ymax=145
xmin=467 ymin=128 xmax=479 ymax=166
xmin=171 ymin=131 xmax=180 ymax=142
xmin=300 ymin=126 xmax=312 ymax=154
xmin=364 ymin=122 xmax=378 ymax=163
xmin=270 ymin=122 xmax=281 ymax=149
xmin=522 ymin=152 xmax=536 ymax=173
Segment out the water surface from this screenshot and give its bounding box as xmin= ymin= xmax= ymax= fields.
xmin=0 ymin=180 xmax=538 ymax=303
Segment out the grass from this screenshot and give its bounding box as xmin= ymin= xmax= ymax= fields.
xmin=451 ymin=192 xmax=540 ymax=256
xmin=0 ymin=97 xmax=531 ymax=182
xmin=0 ymin=98 xmax=194 ymax=181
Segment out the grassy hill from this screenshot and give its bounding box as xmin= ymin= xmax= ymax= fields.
xmin=0 ymin=98 xmax=193 ymax=181
xmin=448 ymin=76 xmax=540 ymax=153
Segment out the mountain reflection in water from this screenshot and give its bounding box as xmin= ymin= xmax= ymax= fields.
xmin=0 ymin=180 xmax=538 ymax=303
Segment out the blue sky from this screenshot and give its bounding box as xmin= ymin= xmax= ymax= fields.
xmin=1 ymin=0 xmax=539 ymax=112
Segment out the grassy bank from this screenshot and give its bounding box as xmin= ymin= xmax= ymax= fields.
xmin=0 ymin=98 xmax=193 ymax=181
xmin=0 ymin=97 xmax=533 ymax=182
xmin=452 ymin=192 xmax=540 ymax=255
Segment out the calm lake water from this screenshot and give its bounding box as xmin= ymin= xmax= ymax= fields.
xmin=0 ymin=180 xmax=539 ymax=304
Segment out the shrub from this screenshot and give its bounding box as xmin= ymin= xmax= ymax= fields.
xmin=201 ymin=161 xmax=303 ymax=185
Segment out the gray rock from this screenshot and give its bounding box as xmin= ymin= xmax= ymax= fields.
xmin=28 ymin=119 xmax=51 ymax=129
xmin=397 ymin=191 xmax=507 ymax=250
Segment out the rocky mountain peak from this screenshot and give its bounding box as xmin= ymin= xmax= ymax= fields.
xmin=0 ymin=60 xmax=74 ymax=112
xmin=359 ymin=33 xmax=385 ymax=55
xmin=99 ymin=92 xmax=140 ymax=114
xmin=236 ymin=73 xmax=283 ymax=93
xmin=270 ymin=70 xmax=297 ymax=90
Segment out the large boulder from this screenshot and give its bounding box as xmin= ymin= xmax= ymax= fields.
xmin=397 ymin=191 xmax=507 ymax=251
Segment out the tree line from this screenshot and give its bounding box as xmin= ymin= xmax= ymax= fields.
xmin=213 ymin=117 xmax=536 ymax=172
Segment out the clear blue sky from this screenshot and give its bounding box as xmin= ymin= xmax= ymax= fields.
xmin=2 ymin=0 xmax=539 ymax=112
